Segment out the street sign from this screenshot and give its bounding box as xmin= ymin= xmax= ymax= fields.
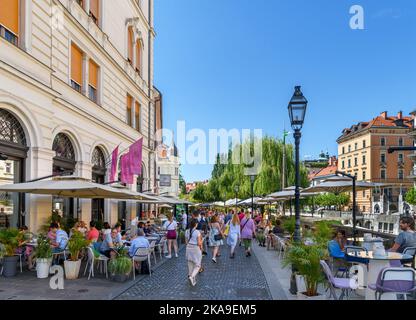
xmin=159 ymin=174 xmax=171 ymax=187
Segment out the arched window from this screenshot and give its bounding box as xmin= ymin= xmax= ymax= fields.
xmin=53 ymin=133 xmax=75 ymax=162
xmin=92 ymin=147 xmax=106 ymax=224
xmin=52 ymin=133 xmax=76 ymax=219
xmin=0 ymin=109 xmax=26 ymax=147
xmin=0 ymin=109 xmax=27 ymax=228
xmin=92 ymin=147 xmax=106 ymax=175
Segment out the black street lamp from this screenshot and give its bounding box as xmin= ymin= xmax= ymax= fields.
xmin=336 ymin=170 xmax=358 ymax=245
xmin=288 ymin=86 xmax=308 ymax=243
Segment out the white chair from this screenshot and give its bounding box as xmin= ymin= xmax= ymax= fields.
xmin=83 ymin=246 xmax=109 ymax=280
xmin=278 ymin=238 xmax=287 ymax=260
xmin=131 ymin=247 xmax=152 ymax=280
xmin=156 ymin=238 xmax=167 ymax=259
xmin=149 ymin=241 xmax=157 ymax=264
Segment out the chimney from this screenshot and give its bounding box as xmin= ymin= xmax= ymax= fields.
xmin=381 ymin=111 xmax=387 ymax=119
xmin=397 ymin=111 xmax=402 ymax=119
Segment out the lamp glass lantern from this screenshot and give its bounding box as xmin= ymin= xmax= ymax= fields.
xmin=288 ymin=86 xmax=308 ymax=131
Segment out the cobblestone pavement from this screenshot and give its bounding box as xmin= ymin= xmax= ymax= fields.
xmin=115 ymin=244 xmax=274 ymax=300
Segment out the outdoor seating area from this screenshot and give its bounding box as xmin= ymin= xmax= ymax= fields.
xmin=253 ymin=216 xmax=416 ymax=300
xmin=0 ymin=220 xmax=170 ymax=284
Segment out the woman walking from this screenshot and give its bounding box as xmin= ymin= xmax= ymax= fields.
xmin=226 ymin=213 xmax=240 ymax=259
xmin=209 ymin=215 xmax=224 ymax=263
xmin=163 ymin=214 xmax=178 ymax=258
xmin=185 ymin=219 xmax=203 ymax=286
xmin=240 ymin=212 xmax=256 ymax=257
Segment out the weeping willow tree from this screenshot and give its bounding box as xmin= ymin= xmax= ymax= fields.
xmin=190 ymin=136 xmax=309 ymax=202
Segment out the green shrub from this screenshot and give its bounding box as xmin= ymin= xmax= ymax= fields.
xmin=108 ymin=255 xmax=132 ymax=275
xmin=282 ymin=242 xmax=328 ymax=297
xmin=0 ymin=228 xmax=24 ymax=257
xmin=35 ymin=234 xmax=53 ymax=259
xmin=67 ymin=231 xmax=90 ymax=261
xmin=283 ymin=217 xmax=296 ymax=235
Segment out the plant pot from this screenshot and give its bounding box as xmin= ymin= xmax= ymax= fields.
xmin=64 ymin=260 xmax=81 ymax=280
xmin=296 ymin=292 xmax=326 ymax=300
xmin=2 ymin=256 xmax=18 ymax=277
xmin=111 ymin=273 xmax=129 ymax=282
xmin=36 ymin=258 xmax=52 ymax=279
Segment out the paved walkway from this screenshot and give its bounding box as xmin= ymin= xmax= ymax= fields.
xmin=0 ymin=258 xmax=165 ymax=300
xmin=115 ymin=243 xmax=275 ymax=300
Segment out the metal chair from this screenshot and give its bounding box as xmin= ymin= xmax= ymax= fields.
xmin=149 ymin=241 xmax=157 ymax=264
xmin=131 ymin=247 xmax=152 ymax=280
xmin=52 ymin=239 xmax=69 ymax=265
xmin=368 ymin=267 xmax=416 ymax=300
xmin=83 ymin=246 xmax=109 ymax=280
xmin=156 ymin=237 xmax=167 ymax=259
xmin=320 ymin=260 xmax=358 ymax=300
xmin=13 ymin=253 xmax=23 ymax=273
xmin=344 ymin=245 xmax=369 ymax=276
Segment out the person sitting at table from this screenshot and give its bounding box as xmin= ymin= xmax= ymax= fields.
xmin=101 ymin=222 xmax=111 ymax=240
xmin=389 ymin=216 xmax=416 ymax=253
xmin=272 ymin=220 xmax=284 ymax=236
xmin=100 ymin=228 xmax=119 ymax=259
xmin=87 ymin=221 xmax=100 ymax=242
xmin=129 ymin=229 xmax=150 ymax=273
xmin=328 ymin=231 xmax=346 ymax=258
xmin=388 ymin=216 xmax=416 ymax=267
xmin=50 ymin=223 xmax=68 ymax=254
xmin=114 ymin=223 xmax=126 ymax=243
xmin=143 ymin=221 xmax=153 ymax=236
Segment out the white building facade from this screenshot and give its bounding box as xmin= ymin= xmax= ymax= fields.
xmin=156 ymin=143 xmax=180 ymax=198
xmin=0 ymin=0 xmax=158 ymax=232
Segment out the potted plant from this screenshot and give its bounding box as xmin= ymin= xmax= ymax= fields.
xmin=35 ymin=234 xmax=53 ymax=279
xmin=282 ymin=241 xmax=328 ymax=300
xmin=64 ymin=231 xmax=90 ymax=280
xmin=0 ymin=228 xmax=24 ymax=277
xmin=108 ymin=254 xmax=133 ymax=282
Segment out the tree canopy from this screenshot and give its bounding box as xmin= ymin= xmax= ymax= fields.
xmin=189 ymin=136 xmax=309 ymax=202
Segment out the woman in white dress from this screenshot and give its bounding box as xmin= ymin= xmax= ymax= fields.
xmin=185 ymin=219 xmax=202 ymax=286
xmin=226 ymin=213 xmax=241 ymax=259
xmin=209 ymin=215 xmax=224 ymax=263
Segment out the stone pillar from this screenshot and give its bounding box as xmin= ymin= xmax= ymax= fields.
xmin=27 ymin=148 xmax=54 ymax=233
xmin=82 ymin=55 xmax=89 ymax=96
xmin=76 ymin=161 xmax=92 ymax=223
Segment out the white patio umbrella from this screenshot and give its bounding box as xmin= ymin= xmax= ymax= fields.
xmin=238 ymin=197 xmax=263 ymax=206
xmin=0 ymin=176 xmax=157 ymax=200
xmin=225 ymin=198 xmax=240 ymax=206
xmin=302 ymin=175 xmax=382 ymax=194
xmin=301 ymin=174 xmax=384 ymax=242
xmin=213 ymin=201 xmax=225 ymax=207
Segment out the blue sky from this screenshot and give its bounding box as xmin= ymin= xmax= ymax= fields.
xmin=153 ymin=0 xmax=416 ymax=183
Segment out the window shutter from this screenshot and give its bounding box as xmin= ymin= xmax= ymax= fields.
xmin=136 ymin=39 xmax=141 ymax=72
xmin=0 ymin=0 xmax=19 ymax=36
xmin=89 ymin=59 xmax=98 ymax=88
xmin=127 ymin=95 xmax=132 ymax=125
xmin=128 ymin=27 xmax=134 ymax=63
xmin=135 ymin=101 xmax=140 ymax=130
xmin=89 ymin=0 xmax=99 ymax=22
xmin=71 ymin=43 xmax=83 ymax=86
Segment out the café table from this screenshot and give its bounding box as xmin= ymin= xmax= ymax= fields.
xmin=347 ymin=251 xmax=413 ymax=300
